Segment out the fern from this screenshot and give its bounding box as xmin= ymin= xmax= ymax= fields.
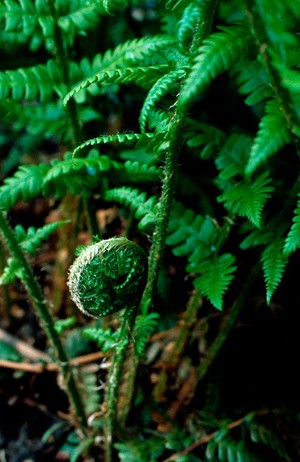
xmin=179 ymin=24 xmax=254 ymax=105
xmin=73 ymin=133 xmax=154 ymax=157
xmin=104 ymin=187 xmax=159 ymax=231
xmin=186 ymin=122 xmax=226 ymax=160
xmin=63 ymin=65 xmax=170 ymax=107
xmin=0 ymin=221 xmax=68 ymax=285
xmin=139 ymin=69 xmax=186 ymax=132
xmin=0 ymin=60 xmax=64 ymax=102
xmin=14 ymin=221 xmax=69 ymax=255
xmin=283 ymin=194 xmax=300 ymax=256
xmin=246 ymin=99 xmax=292 ymax=175
xmin=215 ymin=133 xmax=252 ymax=179
xmin=0 ymin=164 xmax=50 ymax=210
xmin=177 ymin=2 xmax=202 ymax=48
xmin=233 ymin=59 xmax=273 ymax=106
xmin=261 ymin=239 xmax=288 ymax=304
xmin=190 ymin=253 xmax=236 ymax=310
xmin=217 ymin=171 xmax=274 ymax=228
xmin=83 ymin=325 xmax=119 ymax=353
xmin=133 ymin=312 xmax=160 ymax=358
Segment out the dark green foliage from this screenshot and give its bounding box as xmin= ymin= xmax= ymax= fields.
xmin=1 ymin=0 xmax=300 ymax=460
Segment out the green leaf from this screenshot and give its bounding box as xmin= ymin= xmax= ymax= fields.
xmin=246 ymin=99 xmax=291 ymax=175
xmin=261 ymin=239 xmax=288 ymax=304
xmin=0 ymin=164 xmax=50 ymax=210
xmin=218 ymin=171 xmax=274 ymax=227
xmin=180 ymin=24 xmax=253 ymax=104
xmin=283 ymin=194 xmax=300 ymax=256
xmin=73 ymin=133 xmax=154 ymax=158
xmin=192 ymin=253 xmax=237 ymax=310
xmin=15 ymin=221 xmax=69 ymax=255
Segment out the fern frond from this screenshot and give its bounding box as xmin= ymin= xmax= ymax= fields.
xmin=283 ymin=195 xmax=300 ymax=256
xmin=0 ymin=164 xmax=50 ymax=210
xmin=57 ymin=1 xmax=104 ymax=39
xmin=218 ymin=171 xmax=273 ymax=228
xmin=104 ymin=187 xmax=158 ymax=231
xmin=133 ymin=313 xmax=160 ymax=358
xmin=177 ymin=2 xmax=202 ymax=48
xmin=233 ymin=59 xmax=273 ymax=106
xmin=191 ymin=253 xmax=237 ymax=310
xmin=186 ymin=122 xmax=226 ymax=160
xmin=246 ymin=99 xmax=292 ymax=175
xmin=167 ymin=203 xmax=219 ymax=262
xmin=261 ymin=239 xmax=287 ymax=304
xmin=139 ymin=69 xmax=186 ymax=132
xmin=0 ymin=257 xmax=23 ymax=285
xmin=249 ymin=422 xmax=292 ymax=461
xmin=83 ymin=325 xmax=119 ymax=353
xmin=73 ymin=133 xmax=154 ymax=158
xmin=43 ymin=154 xmax=113 ymax=197
xmin=179 ymin=24 xmax=253 ymax=105
xmin=0 ymin=60 xmax=63 ymax=102
xmin=120 ymin=161 xmax=161 ymax=183
xmin=63 ymin=65 xmax=169 ymax=106
xmin=102 ymin=0 xmax=129 ymax=15
xmin=14 ymin=221 xmax=69 ymax=255
xmin=215 ymin=133 xmax=252 ymax=179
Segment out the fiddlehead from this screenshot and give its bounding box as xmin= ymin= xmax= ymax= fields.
xmin=68 ymin=237 xmax=148 ymax=317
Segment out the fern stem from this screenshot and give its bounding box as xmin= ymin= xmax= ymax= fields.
xmin=243 ymin=0 xmax=300 ymax=153
xmin=104 ymin=306 xmax=138 ymax=462
xmin=140 ymin=0 xmax=218 ymax=315
xmin=197 ymin=262 xmax=260 ymax=381
xmin=0 ymin=211 xmax=88 ymax=430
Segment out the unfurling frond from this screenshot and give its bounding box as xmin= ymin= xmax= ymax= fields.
xmin=246 ymin=99 xmax=291 ymax=175
xmin=191 ymin=253 xmax=237 ymax=310
xmin=218 ymin=171 xmax=273 ymax=228
xmin=179 ymin=24 xmax=253 ymax=105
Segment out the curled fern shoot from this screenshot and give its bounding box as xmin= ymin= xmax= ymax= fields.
xmin=68 ymin=237 xmax=148 ymax=318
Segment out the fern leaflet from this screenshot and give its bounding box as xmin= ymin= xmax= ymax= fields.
xmin=104 ymin=187 xmax=158 ymax=231
xmin=0 ymin=60 xmax=64 ymax=102
xmin=73 ymin=133 xmax=154 ymax=158
xmin=190 ymin=253 xmax=237 ymax=310
xmin=218 ymin=171 xmax=274 ymax=228
xmin=261 ymin=239 xmax=288 ymax=304
xmin=283 ymin=194 xmax=300 ymax=256
xmin=63 ymin=65 xmax=169 ymax=106
xmin=139 ymin=69 xmax=186 ymax=132
xmin=179 ymin=24 xmax=253 ymax=105
xmin=0 ymin=164 xmax=50 ymax=210
xmin=133 ymin=313 xmax=160 ymax=358
xmin=14 ymin=221 xmax=69 ymax=255
xmin=246 ymin=99 xmax=292 ymax=175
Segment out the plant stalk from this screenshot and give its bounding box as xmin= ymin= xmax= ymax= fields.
xmin=0 ymin=211 xmax=88 ymax=430
xmin=104 ymin=306 xmax=138 ymax=462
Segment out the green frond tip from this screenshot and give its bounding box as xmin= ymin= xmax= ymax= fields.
xmin=63 ymin=65 xmax=169 ymax=107
xmin=73 ymin=133 xmax=154 ymax=158
xmin=283 ymin=195 xmax=300 ymax=257
xmin=15 ymin=221 xmax=69 ymax=255
xmin=218 ymin=171 xmax=274 ymax=228
xmin=179 ymin=24 xmax=253 ymax=106
xmin=191 ymin=253 xmax=237 ymax=310
xmin=261 ymin=239 xmax=288 ymax=305
xmin=246 ymin=99 xmax=291 ymax=175
xmin=139 ymin=69 xmax=186 ymax=132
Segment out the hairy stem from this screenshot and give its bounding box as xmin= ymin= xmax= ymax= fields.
xmin=104 ymin=306 xmax=138 ymax=462
xmin=0 ymin=211 xmax=87 ymax=429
